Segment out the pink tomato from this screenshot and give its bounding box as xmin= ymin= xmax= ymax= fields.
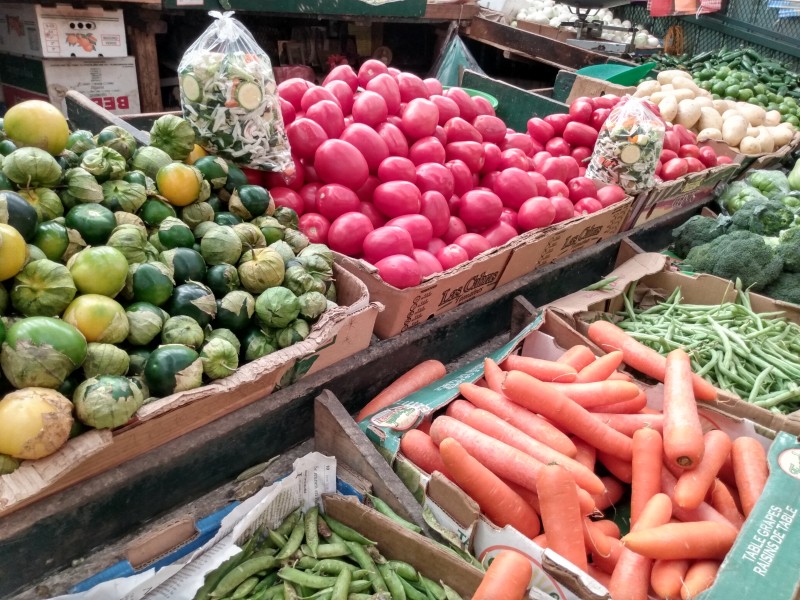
xmin=378 ymin=156 xmax=416 ymax=183
xmin=567 ymin=177 xmax=597 ymax=202
xmin=339 ymin=123 xmax=390 ymax=174
xmin=716 ymin=155 xmax=734 ymax=165
xmin=592 ymin=95 xmax=619 ymax=110
xmin=375 ymin=122 xmax=409 ymax=158
xmin=502 ymin=133 xmax=534 ymax=156
xmin=571 ymin=146 xmax=592 ymax=164
xmin=661 ymin=158 xmax=689 ymax=181
xmin=402 ymin=98 xmax=440 ymax=140
xmin=277 ymin=78 xmax=315 ymax=110
xmin=442 ymin=216 xmax=467 ymax=244
xmin=298 ymin=212 xmax=331 ymax=244
xmin=362 ymin=226 xmax=415 ymax=264
xmin=427 ymin=237 xmax=446 ymax=255
xmin=543 ymin=113 xmax=570 ymax=137
xmin=550 ymin=195 xmax=574 ymax=223
xmin=354 ymin=175 xmax=380 ymax=204
xmin=420 ymin=190 xmax=450 ymax=238
xmin=527 ymin=117 xmax=555 ymax=145
xmin=569 ymin=98 xmax=593 ymax=124
xmin=323 ymin=80 xmax=354 ymax=116
xmin=447 ymin=160 xmax=473 ymax=197
xmin=323 ymin=65 xmax=358 ymax=92
xmin=360 ymin=200 xmax=387 ymax=228
xmin=263 ymin=158 xmax=304 ymax=191
xmin=299 ymin=183 xmax=321 ymax=213
xmin=316 ymin=183 xmax=360 ymax=221
xmin=413 ymin=249 xmax=443 ymax=277
xmin=545 ymin=137 xmax=571 ymax=157
xmin=306 ymin=100 xmax=345 ymax=139
xmin=352 ymin=91 xmax=389 ymax=127
xmin=416 ymin=162 xmax=454 ymax=198
xmin=279 ymin=98 xmax=296 ymax=125
xmin=300 ymin=86 xmax=340 ymax=113
xmin=538 ymin=156 xmax=569 ymax=182
xmin=270 ymin=187 xmax=304 ymax=215
xmin=663 ymin=130 xmax=680 ymax=154
xmin=448 ymin=194 xmax=461 ymax=216
xmin=563 ymin=122 xmax=599 ymax=148
xmin=396 ymin=72 xmax=430 ymax=102
xmin=443 ymin=88 xmax=477 ymax=124
xmin=436 ymin=244 xmax=470 ymax=270
xmin=480 ymin=171 xmax=500 ymax=190
xmin=678 ymin=144 xmax=701 ymax=159
xmin=327 ymin=211 xmax=374 ymax=256
xmin=499 ymin=148 xmax=529 ymax=171
xmin=527 ymin=171 xmax=548 ymax=196
xmin=459 ymin=189 xmax=503 ymax=229
xmin=698 ymin=146 xmax=718 ymax=168
xmin=546 ymin=179 xmax=570 ymax=197
xmin=444 ymin=117 xmax=483 ymax=143
xmin=423 ymin=78 xmax=444 ymax=96
xmin=672 ymin=124 xmax=696 ymax=146
xmin=409 ymin=136 xmax=446 ymax=165
xmin=482 ymin=221 xmax=518 ymax=247
xmin=454 ymin=233 xmax=491 ymax=259
xmin=446 ymin=141 xmax=484 ymax=173
xmin=366 ymin=73 xmax=401 ymax=115
xmin=531 ymin=151 xmax=552 ymax=172
xmin=493 ymin=167 xmax=537 ymax=210
xmin=499 ymin=207 xmax=518 ymax=230
xmin=574 ymin=197 xmax=603 ymax=214
xmin=430 ymin=95 xmax=460 ymax=126
xmin=596 ymin=185 xmax=627 ymax=208
xmin=473 ymin=115 xmax=506 ymax=144
xmin=286 ymin=118 xmax=328 ymax=160
xmin=481 ymin=143 xmax=502 ymax=174
xmin=242 ymin=167 xmax=264 ymax=186
xmin=357 ymin=59 xmax=389 ymax=89
xmin=685 ymin=157 xmax=706 ymax=173
xmin=374 ymin=254 xmax=422 ymax=289
xmin=591 ymin=108 xmax=612 ymax=132
xmin=517 ymin=197 xmax=556 ymax=231
xmin=472 ymin=96 xmax=495 ymax=117
xmin=372 ymin=180 xmax=422 ymax=218
xmin=314 ymin=139 xmax=369 ymax=190
xmin=387 ymin=214 xmax=434 ymax=249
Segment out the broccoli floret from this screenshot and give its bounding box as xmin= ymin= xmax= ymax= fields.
xmin=761 ymin=272 xmax=800 ymax=305
xmin=716 ymin=181 xmax=769 ymax=214
xmin=729 ymin=197 xmax=795 ymax=236
xmin=669 ymin=215 xmax=731 ymax=259
xmin=683 ymin=230 xmax=784 ymax=291
xmin=777 ymin=227 xmax=800 ymax=273
xmin=746 ymin=170 xmax=791 ymax=201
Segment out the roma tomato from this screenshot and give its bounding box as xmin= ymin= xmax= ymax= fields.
xmin=499 ymin=148 xmax=529 ymax=171
xmin=454 ymin=233 xmax=491 ymax=259
xmin=444 ymin=117 xmax=482 ymax=143
xmin=571 ymin=146 xmax=593 ymax=164
xmin=481 ymin=143 xmax=502 ymax=174
xmin=340 ymin=123 xmax=390 ymax=174
xmin=447 ymin=160 xmax=473 ymax=197
xmin=569 ymin=98 xmax=593 ymax=124
xmin=427 ymin=237 xmax=446 ymax=255
xmin=433 ymin=125 xmax=447 ymax=147
xmin=517 ymin=197 xmax=556 ymax=231
xmin=574 ymin=197 xmax=603 ymax=214
xmin=360 ymin=201 xmax=387 ymax=228
xmin=551 ymin=195 xmax=574 ymax=223
xmin=378 ymin=156 xmax=416 ymax=182
xmin=286 ymin=118 xmax=328 ymax=161
xmin=263 ymin=158 xmax=304 ymax=191
xmin=352 ymin=91 xmax=389 ymax=127
xmin=277 ymin=78 xmax=314 ymax=110
xmin=459 ymin=189 xmax=502 ymax=229
xmin=527 ymin=117 xmax=555 ymax=144
xmin=499 ymin=207 xmax=518 ymax=230
xmin=317 ymin=183 xmax=360 ymax=221
xmin=357 ymin=59 xmax=389 ymax=89
xmin=324 ymin=80 xmax=354 ymax=116
xmin=545 ymin=137 xmax=571 ymax=157
xmin=472 ymin=96 xmax=495 ymax=117
xmin=270 ymin=187 xmax=304 ymax=215
xmin=409 ymin=136 xmax=446 ymax=166
xmin=443 ymin=88 xmax=477 ymax=124
xmin=494 ymin=167 xmax=538 ymax=210
xmin=413 ymin=249 xmax=443 ymax=277
xmin=527 ymin=171 xmax=548 ymax=196
xmin=446 ymin=141 xmax=484 ymax=173
xmin=423 ymin=78 xmax=444 ymax=96
xmin=402 ymin=98 xmax=439 ymax=140
xmin=685 ymin=157 xmax=706 ymax=173
xmin=442 ymin=216 xmax=467 ymax=244
xmin=362 ymin=226 xmax=415 ymax=264
xmin=387 ymin=214 xmax=434 ymax=249
xmin=372 ymin=181 xmax=422 ymax=218
xmin=355 ymin=175 xmax=381 ymax=204
xmin=299 ymin=212 xmax=331 ymax=244
xmin=698 ymin=146 xmax=718 ymax=168
xmin=473 ymin=115 xmax=506 ymax=144
xmin=430 ymin=95 xmax=460 ymax=126
xmin=591 ymin=108 xmax=611 ymax=131
xmin=301 ymin=87 xmax=340 ymax=113
xmin=661 ymin=157 xmax=689 ymax=181
xmin=279 ymin=98 xmax=296 ymax=125
xmin=306 ymin=100 xmax=345 ymax=139
xmin=678 ymin=144 xmax=701 ymax=159
xmin=563 ymin=122 xmax=598 ymax=148
xmin=567 ymin=177 xmax=597 ymax=202
xmin=374 ymin=254 xmax=422 ymax=289
xmin=546 ymin=179 xmax=570 ymax=198
xmin=596 ymin=184 xmax=626 ymax=208
xmin=327 ymin=212 xmax=374 ymax=256
xmin=323 ymin=64 xmax=358 ymax=92
xmin=299 ymin=183 xmax=321 ymax=213
xmin=502 ymin=133 xmax=534 ymax=156
xmin=396 ymin=72 xmax=430 ymax=102
xmin=375 ymin=122 xmax=409 ymax=158
xmin=242 ymin=167 xmax=264 ymax=186
xmin=367 ymin=73 xmax=402 ymax=115
xmin=543 ymin=113 xmax=570 ymax=137
xmin=416 ymin=162 xmax=454 ymax=198
xmin=420 ymin=190 xmax=450 ymax=238
xmin=482 ymin=221 xmax=518 ymax=247
xmin=436 ymin=244 xmax=470 ymax=270
xmin=314 ymin=139 xmax=369 ymax=190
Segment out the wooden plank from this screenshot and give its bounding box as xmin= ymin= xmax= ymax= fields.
xmin=423 ymin=2 xmax=479 ymax=21
xmin=466 ymin=16 xmax=614 ymax=71
xmin=162 ymin=0 xmax=427 ymax=18
xmin=65 ymin=91 xmax=151 ymax=145
xmin=127 ymin=11 xmax=163 ymax=114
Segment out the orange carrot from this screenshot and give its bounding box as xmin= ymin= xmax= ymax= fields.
xmin=675 ymin=430 xmax=732 ymax=510
xmin=572 ymin=437 xmax=597 ymax=471
xmin=557 ymin=344 xmax=596 ymax=371
xmin=533 ymin=533 xmax=548 ymax=548
xmin=459 ymin=382 xmax=577 ymax=457
xmin=460 ymin=407 xmax=606 ymax=495
xmin=356 ymin=360 xmax=446 ymax=420
xmin=445 ymin=398 xmax=476 ymax=421
xmin=483 ymin=358 xmax=506 ymax=395
xmin=537 ymin=463 xmax=588 ymax=573
xmin=575 ymin=350 xmax=624 ymax=383
xmin=662 ymin=349 xmax=704 ymax=469
xmin=583 ymin=518 xmax=614 ymax=558
xmin=549 ymin=380 xmax=643 ymax=408
xmin=731 ymin=436 xmax=769 ymax=517
xmin=709 ymin=479 xmax=746 ymax=529
xmin=620 ymin=521 xmax=738 ymax=560
xmin=399 ymin=429 xmax=450 ymax=478
xmin=502 ymin=370 xmax=634 ymax=461
xmin=607 ymin=371 xmax=633 ymax=382
xmin=681 ymin=560 xmax=720 ymax=599
xmin=589 ymin=391 xmax=648 ymax=414
xmin=502 ymin=354 xmax=578 ymax=383
xmin=592 ymin=476 xmax=626 ymax=512
xmin=590 ymin=537 xmax=624 ymax=575
xmin=630 ymin=428 xmax=663 ymax=526
xmin=593 ymin=412 xmax=664 ymax=436
xmin=661 ymin=468 xmax=737 ymax=528
xmin=439 ymin=437 xmax=541 ymax=538
xmin=429 ymin=416 xmax=545 ymax=493
xmin=597 ymin=450 xmax=633 ymax=483
xmin=593 ymin=519 xmax=621 ymax=539
xmin=504 ymin=479 xmax=541 ymax=512
xmin=586 ymin=321 xmax=717 ymax=401
xmin=717 ymin=453 xmax=738 ymax=489
xmin=472 ymin=549 xmax=532 ymax=600
xmin=587 ymin=565 xmax=612 ymax=588
xmin=416 ymin=416 xmax=432 ymax=435
xmin=650 ymin=558 xmax=691 ymax=600
xmin=609 ymin=493 xmax=674 ymax=600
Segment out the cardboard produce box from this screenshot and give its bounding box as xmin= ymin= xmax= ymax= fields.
xmin=706 ymin=134 xmax=800 ymax=177
xmin=565 ymin=74 xmax=637 ymax=105
xmin=0 ymin=265 xmax=380 ymax=517
xmin=0 ymin=4 xmax=127 ymax=59
xmin=0 ymin=53 xmax=140 ymax=116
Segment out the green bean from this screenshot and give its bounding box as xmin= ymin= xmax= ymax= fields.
xmin=367 ymin=495 xmax=422 ymax=534
xmin=305 ymin=507 xmax=320 ymax=558
xmin=295 ymin=556 xmax=319 ymax=570
xmin=277 ymin=567 xmax=338 ymax=589
xmin=230 ymin=576 xmax=259 ymax=599
xmin=306 ymin=543 xmax=350 ymax=558
xmin=400 ymin=578 xmax=428 ymax=600
xmin=754 ymin=385 xmax=800 ymax=408
xmin=348 ymin=580 xmax=372 ymax=593
xmin=441 ymin=584 xmax=464 ymax=600
xmin=276 ymin=518 xmax=306 ymax=560
xmin=331 ymin=568 xmax=351 ymax=600
xmin=345 ymin=595 xmax=373 ymax=600
xmin=378 ymin=564 xmax=407 ymax=600
xmin=321 ymin=516 xmax=376 ymax=546
xmin=252 ymin=573 xmax=279 ymax=595
xmin=344 ymin=541 xmax=388 ymax=593
xmin=313 ymin=559 xmax=358 ymax=575
xmin=211 ymin=556 xmax=279 ymax=599
xmin=276 ymin=509 xmax=303 ymax=537
xmin=385 ymin=560 xmax=418 ymax=582
xmin=193 ymin=550 xmax=249 ymax=600
xmin=269 ymin=530 xmax=288 ymax=549
xmin=282 ymin=581 xmax=299 ymax=600
xmin=419 ymin=576 xmax=446 ymax=600
xmin=262 ymin=584 xmax=285 ymax=600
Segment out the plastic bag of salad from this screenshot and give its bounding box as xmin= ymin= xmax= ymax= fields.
xmin=178 ymin=11 xmax=294 ymax=174
xmin=586 ymin=96 xmax=665 ymax=194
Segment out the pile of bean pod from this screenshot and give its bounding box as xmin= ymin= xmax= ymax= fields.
xmin=193 ymin=506 xmax=465 ymax=600
xmin=613 ymin=286 xmax=800 ymax=413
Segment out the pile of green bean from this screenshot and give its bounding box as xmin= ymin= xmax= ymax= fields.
xmin=193 ymin=506 xmax=464 ymax=600
xmin=614 ymin=286 xmax=800 ymax=413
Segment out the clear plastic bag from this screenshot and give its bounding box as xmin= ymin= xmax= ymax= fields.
xmin=586 ymin=96 xmax=665 ymax=194
xmin=178 ymin=11 xmax=294 ymax=174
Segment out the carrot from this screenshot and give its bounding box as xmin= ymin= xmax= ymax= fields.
xmin=586 ymin=321 xmax=717 ymax=401
xmin=583 ymin=518 xmax=614 ymax=558
xmin=429 ymin=416 xmax=545 ymax=493
xmin=574 ymin=350 xmax=624 ymax=383
xmin=650 ymin=558 xmax=691 ymax=600
xmin=502 ymin=370 xmax=634 ymax=461
xmin=731 ymin=436 xmax=769 ymax=517
xmin=356 ymin=359 xmax=447 ymax=420
xmin=674 ymin=430 xmax=732 ymax=510
xmin=572 ymin=437 xmax=597 ymax=471
xmin=609 ymin=493 xmax=673 ymax=600
xmin=593 ymin=412 xmax=664 ymax=436
xmin=459 ymin=382 xmax=577 ymax=457
xmin=504 ymin=479 xmax=540 ymax=512
xmin=557 ymin=344 xmax=596 ymax=371
xmin=483 ymin=358 xmax=506 ymax=395
xmin=681 ymin=559 xmax=720 ymax=599
xmin=630 ymin=428 xmax=663 ymax=526
xmin=607 ymin=371 xmax=633 ymax=382
xmin=472 ymin=549 xmax=532 ymax=600
xmin=597 ymin=449 xmax=633 ymax=483
xmin=533 ymin=533 xmax=548 ymax=548
xmin=709 ymin=479 xmax=745 ymax=529
xmin=587 ymin=565 xmax=613 ymax=588
xmin=593 ymin=519 xmax=621 ymax=539
xmin=439 ymin=437 xmax=541 ymax=538
xmin=620 ymin=521 xmax=738 ymax=560
xmin=660 ymin=468 xmax=738 ymax=528
xmin=460 ymin=407 xmax=606 ymax=495
xmin=416 ymin=416 xmax=432 ymax=435
xmin=717 ymin=453 xmax=737 ymax=489
xmin=537 ymin=463 xmax=588 ymax=573
xmin=549 ymin=380 xmax=643 ymax=408
xmin=502 ymin=354 xmax=578 ymax=383
xmin=399 ymin=429 xmax=450 ymax=478
xmin=590 ymin=536 xmax=624 ymax=575
xmin=662 ymin=349 xmax=705 ymax=469
xmin=592 ymin=476 xmax=626 ymax=511
xmin=445 ymin=398 xmax=476 ymax=421
xmin=589 ymin=390 xmax=648 ymax=414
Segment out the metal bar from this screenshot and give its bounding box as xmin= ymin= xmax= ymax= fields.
xmin=680 ymin=14 xmax=800 ymax=60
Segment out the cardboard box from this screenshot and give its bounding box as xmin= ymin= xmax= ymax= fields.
xmin=0 ymin=53 xmax=140 ymax=116
xmin=707 ymin=134 xmax=800 ymax=177
xmin=514 ymin=19 xmax=577 ymax=42
xmin=0 ymin=265 xmax=381 ymax=517
xmin=546 ymin=246 xmax=800 ymax=434
xmin=0 ymin=4 xmax=127 ymax=59
xmin=565 ymin=74 xmax=637 ymax=105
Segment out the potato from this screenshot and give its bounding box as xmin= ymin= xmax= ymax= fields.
xmin=672 ymin=76 xmax=703 ymax=96
xmin=739 ymin=136 xmax=762 ymax=155
xmin=675 ymin=99 xmax=702 ymax=129
xmin=697 ymin=128 xmax=723 ymax=142
xmin=713 ymin=99 xmax=734 ymax=113
xmin=755 ymin=128 xmax=775 ymax=153
xmin=659 ymin=95 xmax=679 ymax=123
xmin=671 ymin=88 xmax=696 ymax=101
xmin=737 ymin=102 xmax=766 ymax=126
xmin=722 ymin=115 xmax=749 ymax=148
xmin=693 ymin=96 xmax=714 ymax=109
xmin=769 ymin=124 xmax=795 ymax=147
xmin=764 ymin=110 xmax=782 ymax=127
xmin=634 ymin=80 xmax=661 ymax=98
xmin=657 ymin=69 xmax=690 ymax=85
xmin=747 ymin=126 xmax=760 ymax=138
xmin=698 ymin=107 xmax=723 ymax=132
xmin=722 ymin=109 xmax=742 ymax=120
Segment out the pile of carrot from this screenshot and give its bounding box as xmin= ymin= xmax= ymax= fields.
xmin=393 ymin=333 xmax=771 ymax=600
